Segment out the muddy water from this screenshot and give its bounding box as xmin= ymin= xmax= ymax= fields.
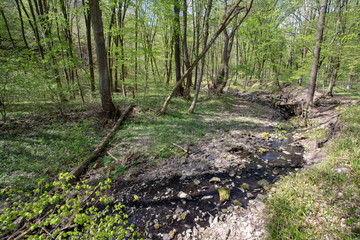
xmin=113 ymin=134 xmax=303 ymax=239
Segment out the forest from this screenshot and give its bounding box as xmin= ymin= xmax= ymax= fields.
xmin=0 ymin=0 xmax=360 ymax=239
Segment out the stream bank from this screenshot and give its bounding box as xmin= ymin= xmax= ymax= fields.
xmin=83 ymin=86 xmax=353 ymax=239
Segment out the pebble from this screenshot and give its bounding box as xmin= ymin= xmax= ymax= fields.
xmin=209 ymin=177 xmax=221 ymax=183
xmin=178 ymin=191 xmax=188 ymax=199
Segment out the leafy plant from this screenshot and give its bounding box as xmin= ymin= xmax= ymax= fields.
xmin=0 ymin=173 xmax=141 ymax=239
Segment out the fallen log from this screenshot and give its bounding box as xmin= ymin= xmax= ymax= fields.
xmin=69 ymin=104 xmax=135 ymax=179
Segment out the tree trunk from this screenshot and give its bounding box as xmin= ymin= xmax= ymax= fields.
xmin=173 ymin=0 xmax=184 ymax=96
xmin=14 ymin=0 xmax=29 ymax=49
xmin=211 ymin=0 xmax=252 ymax=94
xmin=183 ymin=0 xmax=192 ymax=99
xmin=326 ymin=0 xmax=344 ymax=97
xmin=161 ymin=0 xmax=252 ymax=114
xmin=89 ymin=0 xmax=116 ymax=116
xmin=0 ymin=6 xmax=15 ymax=48
xmin=82 ymin=0 xmax=95 ymax=93
xmin=188 ymin=0 xmax=213 ymax=113
xmin=306 ymin=0 xmax=328 ymax=106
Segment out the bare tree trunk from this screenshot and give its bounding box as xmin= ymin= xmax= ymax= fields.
xmin=188 ymin=0 xmax=213 ymax=113
xmin=161 ymin=0 xmax=252 ymax=114
xmin=0 ymin=6 xmax=15 ymax=48
xmin=14 ymin=0 xmax=29 ymax=49
xmin=82 ymin=0 xmax=95 ymax=93
xmin=173 ymin=0 xmax=184 ymax=96
xmin=89 ymin=0 xmax=116 ymax=116
xmin=211 ymin=0 xmax=253 ymax=94
xmin=183 ymin=0 xmax=192 ymax=99
xmin=306 ymin=0 xmax=328 ymax=106
xmin=326 ymin=0 xmax=344 ymax=97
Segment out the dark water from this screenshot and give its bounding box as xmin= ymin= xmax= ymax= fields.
xmin=110 ymin=134 xmax=304 ymax=239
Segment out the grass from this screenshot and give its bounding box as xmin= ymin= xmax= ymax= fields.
xmin=1 ymin=87 xmax=255 ymax=189
xmin=266 ymin=104 xmax=360 ymax=239
xmin=0 ymin=103 xmax=105 ymax=190
xmin=109 ymin=90 xmax=265 ymax=167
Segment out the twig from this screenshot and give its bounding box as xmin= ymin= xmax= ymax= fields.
xmin=172 ymin=143 xmax=189 ymax=153
xmin=107 ymin=151 xmax=121 ymax=163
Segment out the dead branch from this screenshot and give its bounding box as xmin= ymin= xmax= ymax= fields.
xmin=69 ymin=104 xmax=135 ymax=179
xmin=107 ymin=151 xmax=121 ymax=162
xmin=172 ymin=143 xmax=189 ymax=153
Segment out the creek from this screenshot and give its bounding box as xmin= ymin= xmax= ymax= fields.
xmin=112 ymin=133 xmax=304 ymax=239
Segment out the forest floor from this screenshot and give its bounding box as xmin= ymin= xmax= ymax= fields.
xmin=81 ymin=85 xmax=357 ymax=239
xmin=1 ymin=85 xmax=359 ymax=239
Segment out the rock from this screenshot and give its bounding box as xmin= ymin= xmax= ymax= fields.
xmin=258 ymin=147 xmax=267 ymax=153
xmin=233 ymin=200 xmax=243 ymax=207
xmin=193 ymin=179 xmax=201 ymax=185
xmin=261 ymin=132 xmax=271 ymax=139
xmin=207 ymin=155 xmax=215 ymax=160
xmin=169 ymin=230 xmax=175 ymax=239
xmin=209 ymin=177 xmax=221 ymax=183
xmin=255 ymin=201 xmax=266 ymax=212
xmin=257 ymin=164 xmax=263 ymax=169
xmin=246 ymin=192 xmax=254 ymax=198
xmin=229 ymin=170 xmax=236 ymax=177
xmin=181 ymin=158 xmax=188 ymax=164
xmin=201 ymin=195 xmax=213 ymax=200
xmin=163 ymin=234 xmax=171 ymax=240
xmin=178 ymin=191 xmax=188 ymax=199
xmin=226 ymin=155 xmax=234 ymax=161
xmin=272 ymin=169 xmax=279 ymax=175
xmin=180 ymin=175 xmax=187 ymax=181
xmin=257 ymin=179 xmax=270 ymax=188
xmin=241 ymin=183 xmax=250 ymax=191
xmin=334 ymin=167 xmax=350 ymax=174
xmin=255 ymin=194 xmax=266 ymax=201
xmin=218 ymin=187 xmax=231 ymax=202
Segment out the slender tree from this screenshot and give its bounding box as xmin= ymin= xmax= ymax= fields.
xmin=306 ymin=0 xmax=328 ymax=106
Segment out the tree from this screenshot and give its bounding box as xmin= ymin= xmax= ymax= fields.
xmin=306 ymin=0 xmax=328 ymax=106
xmin=160 ymin=0 xmax=253 ymax=114
xmin=89 ymin=0 xmax=116 ymax=116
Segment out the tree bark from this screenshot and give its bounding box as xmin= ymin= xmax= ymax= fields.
xmin=89 ymin=0 xmax=116 ymax=116
xmin=306 ymin=0 xmax=328 ymax=106
xmin=188 ymin=0 xmax=213 ymax=113
xmin=82 ymin=0 xmax=95 ymax=93
xmin=14 ymin=0 xmax=29 ymax=49
xmin=183 ymin=0 xmax=192 ymax=99
xmin=211 ymin=0 xmax=252 ymax=94
xmin=173 ymin=0 xmax=184 ymax=96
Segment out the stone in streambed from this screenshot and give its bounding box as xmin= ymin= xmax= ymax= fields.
xmin=218 ymin=187 xmax=231 ymax=202
xmin=178 ymin=191 xmax=188 ymax=199
xmin=233 ymin=200 xmax=243 ymax=207
xmin=241 ymin=183 xmax=250 ymax=191
xmin=209 ymin=177 xmax=221 ymax=183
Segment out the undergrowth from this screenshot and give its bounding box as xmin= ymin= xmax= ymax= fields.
xmin=0 ymin=173 xmax=140 ymax=239
xmin=266 ymin=104 xmax=360 ymax=239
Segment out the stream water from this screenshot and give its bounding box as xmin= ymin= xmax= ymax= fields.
xmin=111 ymin=134 xmax=304 ymax=239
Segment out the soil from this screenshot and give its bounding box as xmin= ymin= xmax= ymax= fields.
xmin=82 ymin=86 xmax=357 ymax=240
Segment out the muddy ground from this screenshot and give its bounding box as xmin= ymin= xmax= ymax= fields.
xmin=82 ymin=86 xmax=356 ymax=240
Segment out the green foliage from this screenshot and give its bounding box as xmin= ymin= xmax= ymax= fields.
xmin=0 ymin=174 xmax=141 ymax=239
xmin=0 ymin=107 xmax=103 ymax=190
xmin=266 ymin=105 xmax=360 ymax=239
